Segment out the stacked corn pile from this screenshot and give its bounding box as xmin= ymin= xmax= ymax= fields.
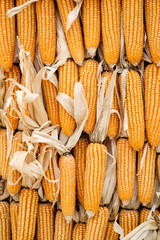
xmin=0 ymin=0 xmax=159 ymax=239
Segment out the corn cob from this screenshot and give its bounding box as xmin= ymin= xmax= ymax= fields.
xmin=145 ymin=0 xmax=160 ymax=64
xmin=72 ymin=223 xmax=86 ymax=240
xmin=5 ymin=65 xmax=21 ymax=131
xmin=85 ymin=207 xmax=109 ymax=240
xmin=17 ymin=188 xmax=38 ymax=240
xmin=10 ymin=201 xmax=19 ymax=240
xmin=82 ymin=0 xmax=100 ymax=57
xmin=58 ymin=60 xmax=78 ymax=136
xmin=138 ymin=143 xmax=156 ymax=204
xmin=59 ymin=154 xmax=76 ymax=222
xmin=16 ymin=0 xmax=36 ymax=62
xmin=36 ymin=0 xmax=56 ymax=65
xmin=56 ymin=0 xmax=84 ymax=66
xmin=36 ymin=203 xmax=54 ymax=240
xmin=42 ymin=78 xmax=59 ymax=126
xmin=42 ymin=153 xmax=58 ymax=203
xmin=54 ymin=210 xmax=73 ymax=240
xmin=0 ymin=0 xmax=15 ymax=71
xmin=0 ymin=129 xmax=8 ymax=179
xmin=140 ymin=208 xmax=159 ymax=223
xmin=157 ymin=155 xmax=160 ymax=182
xmin=105 ymin=222 xmax=119 ymax=240
xmin=84 ymin=143 xmax=107 ymax=214
xmin=122 ymin=0 xmax=144 ymax=65
xmin=119 ymin=209 xmax=139 ymax=237
xmin=102 ymin=72 xmax=120 ymax=138
xmin=144 ymin=64 xmax=160 ymax=147
xmin=101 ymin=0 xmax=121 ymax=66
xmin=126 ymin=70 xmax=145 ymax=150
xmin=7 ymin=131 xmax=26 ymax=194
xmin=79 ymin=60 xmax=98 ymax=134
xmin=73 ymin=138 xmax=89 ymax=206
xmin=0 ymin=201 xmax=11 ymax=240
xmin=117 ymin=138 xmax=136 ymax=201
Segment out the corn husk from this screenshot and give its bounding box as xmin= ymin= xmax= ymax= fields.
xmin=0 ymin=181 xmax=9 ymax=200
xmin=108 ymin=188 xmax=120 ymax=221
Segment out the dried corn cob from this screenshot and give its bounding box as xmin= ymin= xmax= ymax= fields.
xmin=5 ymin=64 xmax=21 ymax=131
xmin=126 ymin=70 xmax=145 ymax=150
xmin=73 ymin=138 xmax=89 ymax=206
xmin=59 ymin=154 xmax=76 ymax=222
xmin=7 ymin=131 xmax=26 ymax=194
xmin=36 ymin=0 xmax=56 ymax=65
xmin=140 ymin=208 xmax=159 ymax=223
xmin=82 ymin=0 xmax=100 ymax=57
xmin=117 ymin=138 xmax=136 ymax=201
xmin=0 ymin=129 xmax=8 ymax=179
xmin=119 ymin=209 xmax=139 ymax=237
xmin=85 ymin=207 xmax=109 ymax=240
xmin=105 ymin=222 xmax=119 ymax=240
xmin=102 ymin=72 xmax=120 ymax=138
xmin=42 ymin=153 xmax=58 ymax=203
xmin=101 ymin=0 xmax=121 ymax=66
xmin=145 ymin=0 xmax=160 ymax=64
xmin=36 ymin=203 xmax=54 ymax=240
xmin=72 ymin=223 xmax=86 ymax=240
xmin=79 ymin=60 xmax=98 ymax=134
xmin=122 ymin=0 xmax=144 ymax=65
xmin=144 ymin=64 xmax=160 ymax=147
xmin=157 ymin=155 xmax=160 ymax=182
xmin=54 ymin=210 xmax=73 ymax=240
xmin=42 ymin=78 xmax=59 ymax=126
xmin=138 ymin=143 xmax=156 ymax=204
xmin=0 ymin=201 xmax=11 ymax=240
xmin=0 ymin=0 xmax=15 ymax=71
xmin=58 ymin=60 xmax=78 ymax=136
xmin=16 ymin=0 xmax=36 ymax=62
xmin=84 ymin=143 xmax=107 ymax=214
xmin=56 ymin=0 xmax=84 ymax=66
xmin=17 ymin=188 xmax=38 ymax=240
xmin=10 ymin=201 xmax=19 ymax=240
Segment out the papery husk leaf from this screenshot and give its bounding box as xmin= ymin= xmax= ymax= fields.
xmin=10 ymin=193 xmax=19 ymax=202
xmin=0 ymin=181 xmax=9 ymax=201
xmin=38 ymin=184 xmax=47 ymax=202
xmin=101 ymin=140 xmax=116 ymax=205
xmin=108 ymin=188 xmax=120 ymax=221
xmin=79 ymin=204 xmax=88 ymax=223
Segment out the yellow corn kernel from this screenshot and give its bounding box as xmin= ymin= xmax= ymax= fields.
xmin=56 ymin=0 xmax=84 ymax=66
xmin=101 ymin=0 xmax=121 ymax=66
xmin=58 ymin=60 xmax=78 ymax=136
xmin=119 ymin=209 xmax=139 ymax=237
xmin=36 ymin=203 xmax=54 ymax=240
xmin=17 ymin=188 xmax=38 ymax=240
xmin=72 ymin=223 xmax=86 ymax=240
xmin=0 ymin=201 xmax=11 ymax=240
xmin=73 ymin=138 xmax=89 ymax=206
xmin=125 ymin=70 xmax=145 ymax=150
xmin=144 ymin=63 xmax=160 ymax=147
xmin=10 ymin=201 xmax=19 ymax=240
xmin=0 ymin=129 xmax=8 ymax=179
xmin=54 ymin=210 xmax=73 ymax=240
xmin=5 ymin=64 xmax=21 ymax=131
xmin=85 ymin=207 xmax=109 ymax=240
xmin=7 ymin=131 xmax=26 ymax=194
xmin=84 ymin=143 xmax=107 ymax=214
xmin=17 ymin=0 xmax=36 ymax=62
xmin=138 ymin=143 xmax=156 ymax=204
xmin=82 ymin=0 xmax=100 ymax=57
xmin=105 ymin=222 xmax=119 ymax=240
xmin=102 ymin=72 xmax=120 ymax=138
xmin=20 ymin=76 xmax=31 ymax=118
xmin=140 ymin=208 xmax=159 ymax=223
xmin=122 ymin=0 xmax=144 ymax=65
xmin=117 ymin=138 xmax=136 ymax=201
xmin=42 ymin=153 xmax=58 ymax=203
xmin=36 ymin=0 xmax=56 ymax=65
xmin=145 ymin=0 xmax=160 ymax=64
xmin=59 ymin=154 xmax=76 ymax=222
xmin=42 ymin=78 xmax=59 ymax=126
xmin=79 ymin=60 xmax=98 ymax=134
xmin=0 ymin=0 xmax=15 ymax=71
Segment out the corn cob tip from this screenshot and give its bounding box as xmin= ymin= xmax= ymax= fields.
xmin=65 ymin=216 xmax=73 ymax=224
xmin=87 ymin=47 xmax=96 ymax=58
xmin=86 ymin=210 xmax=95 ymax=218
xmin=76 ymin=60 xmax=83 ymax=66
